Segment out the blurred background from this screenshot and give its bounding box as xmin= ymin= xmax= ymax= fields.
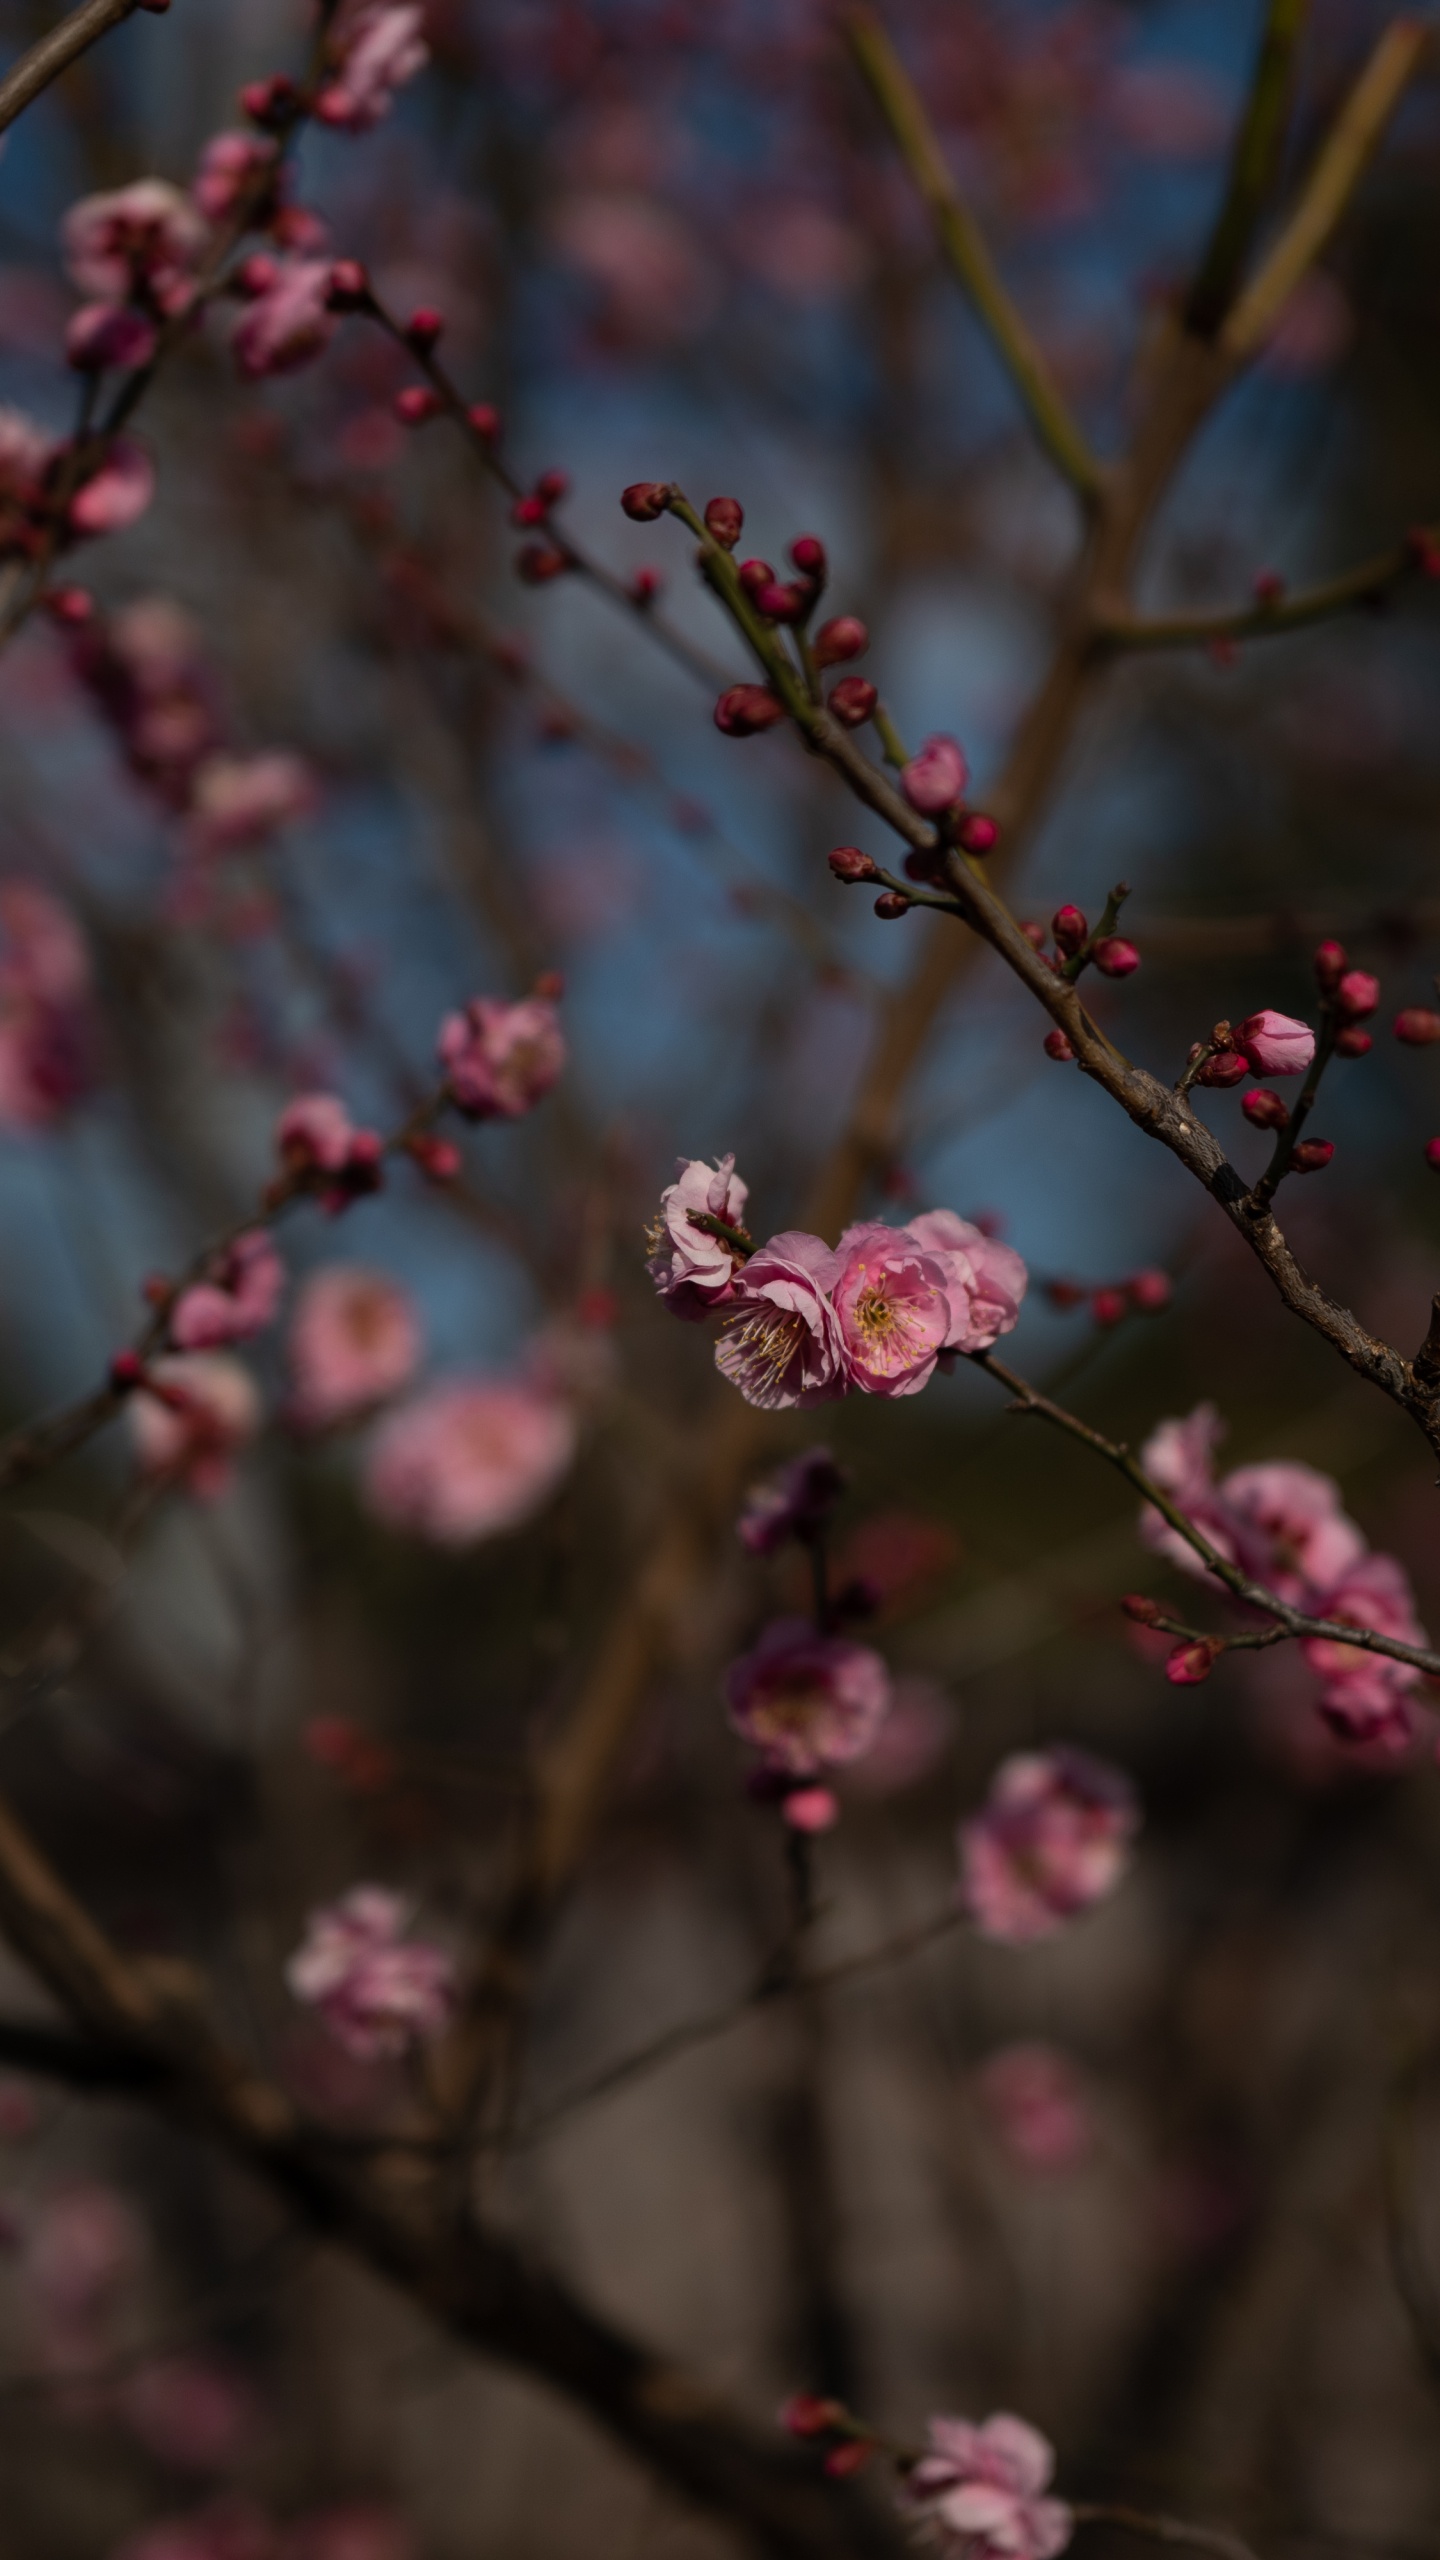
xmin=0 ymin=0 xmax=1438 ymax=2552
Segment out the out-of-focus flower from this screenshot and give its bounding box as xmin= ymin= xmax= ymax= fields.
xmin=187 ymin=752 xmax=318 ymax=852
xmin=0 ymin=881 xmax=96 ymax=1129
xmin=285 ymin=1886 xmax=454 ymax=2060
xmin=288 ymin=1268 xmax=420 ymax=1428
xmin=65 ymin=302 xmax=158 ymax=370
xmin=900 ymin=735 xmax=968 ymax=814
xmin=840 ymin=1674 xmax=953 ymax=1796
xmin=121 ymin=2354 xmax=259 ymax=2472
xmin=550 ymin=191 xmax=717 ymax=344
xmin=1300 ymin=1550 xmax=1426 ymax=1750
xmin=69 ymin=596 xmax=222 ymax=800
xmin=903 ymin=1208 xmax=1028 ymax=1353
xmin=171 ymin=1230 xmax=284 ymax=1350
xmin=315 ymin=1 xmax=429 ymax=131
xmin=646 ymin=1153 xmax=750 ymax=1317
xmin=736 ymin=1446 xmax=845 ymax=1554
xmin=976 ymin=2043 xmax=1092 ymax=2172
xmin=1231 ymin=1010 xmax=1314 ymax=1076
xmin=232 ymin=260 xmax=337 ymax=378
xmin=714 ymin=1231 xmax=848 ymax=1410
xmin=438 ymin=995 xmax=565 ymax=1120
xmin=959 ymin=1748 xmax=1139 ymax=1945
xmin=1139 ymin=1407 xmax=1366 ymax=1600
xmin=364 ymin=1375 xmax=576 ymax=1544
xmin=62 ymin=180 xmax=205 ymax=316
xmin=0 ymin=405 xmax=57 ymax=549
xmin=68 ymin=438 xmax=155 ymax=536
xmin=192 ymin=133 xmax=279 ymax=224
xmin=899 ymin=2412 xmax=1072 ymax=2560
xmin=725 ymin=1617 xmax=890 ymax=1778
xmin=274 ymin=1094 xmax=384 ymax=1213
xmin=129 ymin=1353 xmax=261 ymax=1499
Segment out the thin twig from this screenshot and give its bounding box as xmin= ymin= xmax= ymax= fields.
xmin=1096 ymin=532 xmax=1434 ymax=654
xmin=1184 ymin=0 xmax=1311 ymax=337
xmin=0 ymin=0 xmax=148 ymax=140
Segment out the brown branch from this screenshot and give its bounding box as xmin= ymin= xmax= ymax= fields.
xmin=0 ymin=0 xmax=151 ymax=140
xmin=1096 ymin=529 xmax=1434 ymax=653
xmin=1183 ymin=0 xmax=1311 ymax=338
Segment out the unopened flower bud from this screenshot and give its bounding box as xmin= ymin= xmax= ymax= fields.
xmin=1052 ymin=905 xmax=1087 ymax=955
xmin=43 ymin=585 xmax=93 ymax=625
xmin=827 ymin=676 xmax=877 ymax=726
xmin=782 ymin=2394 xmax=840 ymax=2439
xmin=1092 ymin=935 xmax=1140 ymax=978
xmin=1312 ymin=938 xmax=1347 ymax=991
xmin=628 ymin=567 xmax=662 ymax=605
xmin=235 ymin=252 xmax=279 ymax=298
xmin=738 ymin=557 xmax=776 ymax=599
xmin=621 ymin=481 xmax=670 ymax=520
xmin=1091 ymin=1287 xmax=1126 ymax=1327
xmin=828 ymin=845 xmax=877 ymax=883
xmin=704 ymin=495 xmax=743 ymax=547
xmin=714 ymin=683 xmax=784 ymax=736
xmin=1043 ymin=1029 xmax=1075 ymax=1062
xmin=1019 ymin=921 xmax=1047 ymax=951
xmin=903 ymin=847 xmax=947 ymax=884
xmin=241 ymin=73 xmax=300 ymax=128
xmin=1122 ymin=1593 xmax=1164 ymax=1625
xmin=1252 ymin=569 xmax=1285 ymax=607
xmin=824 ymin=2442 xmax=873 ymax=2479
xmin=535 ymin=468 xmax=569 ymax=506
xmin=1044 ymin=1279 xmax=1086 ymax=1308
xmin=326 ymin=258 xmax=370 ymax=310
xmin=753 ymin=579 xmax=810 ymax=622
xmin=1241 ymin=1087 xmax=1289 ymax=1130
xmin=1196 ymin=1051 xmax=1248 ymax=1087
xmin=813 ymin=614 xmax=867 ymax=667
xmin=516 ymin=542 xmax=569 ymax=583
xmin=108 ymin=1350 xmax=145 ymax=1391
xmin=789 ymin=534 xmax=826 ymax=581
xmin=1166 ymin=1639 xmax=1218 ymax=1686
xmin=1395 ymin=1006 xmax=1440 ymax=1045
xmin=874 ymin=890 xmax=909 ymax=920
xmin=404 ymin=307 xmax=444 ymax=350
xmin=783 ymin=1784 xmax=838 ymax=1833
xmin=1293 ymin=1138 xmax=1334 ymax=1172
xmin=394 ymin=385 xmax=442 ymax=425
xmin=1128 ymin=1268 xmax=1172 ymax=1313
xmin=958 ymin=813 xmax=998 ymax=854
xmin=1333 ymin=1025 xmax=1372 ymax=1057
xmin=1335 ymin=969 xmax=1378 ymax=1019
xmin=512 ymin=492 xmax=549 ymax=527
xmin=406 ymin=1132 xmax=462 ymax=1183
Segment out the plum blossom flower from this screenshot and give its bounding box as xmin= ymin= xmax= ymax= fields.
xmin=1139 ymin=1407 xmax=1368 ymax=1600
xmin=65 ymin=302 xmax=157 ymax=370
xmin=285 ymin=1886 xmax=454 ymax=2060
xmin=1232 ymin=1010 xmax=1315 ymax=1077
xmin=831 ymin=1222 xmax=953 ymax=1396
xmin=288 ymin=1268 xmax=420 ymax=1428
xmin=736 ymin=1446 xmax=845 ymax=1554
xmin=68 ymin=438 xmax=155 ymax=536
xmin=315 ymin=0 xmax=430 ymax=131
xmin=364 ymin=1375 xmax=576 ymax=1544
xmin=976 ymin=2044 xmax=1092 ymax=2172
xmin=171 ymin=1230 xmax=284 ymax=1349
xmin=1300 ymin=1550 xmax=1426 ymax=1750
xmin=231 ymin=260 xmax=337 ymax=379
xmin=274 ymin=1093 xmax=383 ymax=1211
xmin=647 ymin=1152 xmax=751 ymax=1317
xmin=69 ymin=596 xmax=221 ymax=800
xmin=714 ymin=1230 xmax=847 ymax=1410
xmin=905 ymin=1208 xmax=1028 ymax=1352
xmin=0 ymin=407 xmax=57 ymax=549
xmin=0 ymin=882 xmax=96 ymax=1129
xmin=62 ymin=180 xmax=206 ymax=317
xmin=187 ymin=751 xmax=318 ymax=852
xmin=960 ymin=1748 xmax=1139 ymax=1945
xmin=192 ymin=132 xmax=279 ymax=224
xmin=725 ymin=1617 xmax=891 ymax=1778
xmin=129 ymin=1354 xmax=261 ymax=1499
xmin=899 ymin=2412 xmax=1072 ymax=2560
xmin=900 ymin=734 xmax=968 ymax=815
xmin=438 ymin=994 xmax=565 ymax=1120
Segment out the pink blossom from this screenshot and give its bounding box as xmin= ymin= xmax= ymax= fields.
xmin=0 ymin=881 xmax=96 ymax=1128
xmin=725 ymin=1617 xmax=891 ymax=1778
xmin=959 ymin=1748 xmax=1139 ymax=1945
xmin=646 ymin=1151 xmax=750 ymax=1317
xmin=285 ymin=1886 xmax=455 ymax=2060
xmin=714 ymin=1230 xmax=848 ymax=1410
xmin=231 ymin=260 xmax=337 ymax=379
xmin=840 ymin=1674 xmax=953 ymax=1797
xmin=192 ymin=132 xmax=278 ymax=224
xmin=171 ymin=1230 xmax=284 ymax=1349
xmin=315 ymin=1 xmax=430 ymax=132
xmin=831 ymin=1221 xmax=952 ymax=1396
xmin=288 ymin=1268 xmax=421 ymax=1427
xmin=364 ymin=1375 xmax=577 ymax=1544
xmin=62 ymin=180 xmax=206 ymax=316
xmin=122 ymin=2353 xmax=258 ymax=2471
xmin=976 ymin=2044 xmax=1092 ymax=2172
xmin=129 ymin=1354 xmax=261 ymax=1499
xmin=900 ymin=2413 xmax=1072 ymax=2560
xmin=65 ymin=302 xmax=157 ymax=369
xmin=904 ymin=1208 xmax=1028 ymax=1353
xmin=0 ymin=405 xmax=57 ymax=543
xmin=900 ymin=734 xmax=968 ymax=815
xmin=1232 ymin=1010 xmax=1315 ymax=1076
xmin=71 ymin=595 xmax=221 ymax=799
xmin=736 ymin=1445 xmax=844 ymax=1553
xmin=1138 ymin=1407 xmax=1367 ymax=1602
xmin=438 ymin=994 xmax=566 ymax=1119
xmin=276 ymin=1093 xmax=357 ymax=1176
xmin=67 ymin=438 xmax=155 ymax=536
xmin=187 ymin=751 xmax=318 ymax=852
xmin=1301 ymin=1550 xmax=1426 ymax=1750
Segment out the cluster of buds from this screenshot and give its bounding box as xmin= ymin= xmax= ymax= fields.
xmin=1312 ymin=938 xmax=1379 ymax=1054
xmin=271 ymin=1092 xmax=385 ymax=1213
xmin=1044 ymin=1268 xmax=1172 ymax=1327
xmin=1184 ymin=1007 xmax=1314 ymax=1090
xmin=512 ymin=467 xmax=571 ymax=585
xmin=780 ymin=2395 xmax=876 ymax=2479
xmin=1121 ymin=1595 xmax=1223 ymax=1687
xmin=1023 ymin=896 xmax=1139 ymax=985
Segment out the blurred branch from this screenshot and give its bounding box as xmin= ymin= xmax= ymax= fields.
xmin=1097 ymin=530 xmax=1436 ymax=653
xmin=1223 ymin=19 xmax=1430 ymax=361
xmin=0 ymin=0 xmax=151 ymax=140
xmin=0 ymin=2010 xmax=164 ymax=2086
xmin=842 ymin=6 xmax=1105 ymax=505
xmin=1184 ymin=0 xmax=1311 ymax=338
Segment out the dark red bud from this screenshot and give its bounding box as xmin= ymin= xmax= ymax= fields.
xmin=1127 ymin=1268 xmax=1172 ymax=1313
xmin=467 ymin=402 xmax=501 ymax=444
xmin=404 ymin=306 xmax=444 ymax=350
xmin=535 ymin=467 xmax=569 ymax=505
xmin=515 ymin=542 xmax=569 ymax=584
xmin=827 ymin=676 xmax=877 ymax=726
xmin=824 ymin=2443 xmax=873 ymax=2480
xmin=789 ymin=534 xmax=826 ymax=581
xmin=812 ymin=614 xmax=867 ymax=668
xmin=828 ymin=845 xmax=877 ymax=883
xmin=1252 ymin=570 xmax=1285 ymax=607
xmin=1312 ymin=938 xmax=1347 ymax=991
xmin=903 ymin=847 xmax=946 ymax=885
xmin=1333 ymin=1025 xmax=1372 ymax=1057
xmin=1196 ymin=1052 xmax=1248 ymax=1088
xmin=43 ymin=584 xmax=93 ymax=625
xmin=108 ymin=1350 xmax=145 ymax=1391
xmin=511 ymin=492 xmax=548 ymax=527
xmin=394 ymin=385 xmax=442 ymax=425
xmin=1091 ymin=1288 xmax=1127 ymax=1327
xmin=1092 ymin=935 xmax=1140 ymax=978
xmin=1167 ymin=1639 xmax=1218 ymax=1686
xmin=1395 ymin=1007 xmax=1440 ymax=1045
xmin=1122 ymin=1593 xmax=1164 ymax=1625
xmin=235 ymin=253 xmax=278 ymax=298
xmin=752 ymin=579 xmax=810 ymax=622
xmin=1052 ymin=904 xmax=1087 ymax=955
xmin=325 ymin=258 xmax=370 ymax=311
xmin=874 ymin=891 xmax=909 ymax=920
xmin=1018 ymin=921 xmax=1048 ymax=951
xmin=241 ymin=74 xmax=300 ymax=128
xmin=1044 ymin=1279 xmax=1086 ymax=1308
xmin=406 ymin=1132 xmax=461 ymax=1182
xmin=782 ymin=2394 xmax=841 ymax=2440
xmin=958 ymin=813 xmax=998 ymax=854
xmin=703 ymin=495 xmax=743 ymax=548
xmin=627 ymin=567 xmax=662 ymax=605
xmin=621 ymin=481 xmax=670 ymax=520
xmin=1043 ymin=1028 xmax=1075 ymax=1061
xmin=1293 ymin=1138 xmax=1335 ymax=1172
xmin=1241 ymin=1087 xmax=1289 ymax=1130
xmin=714 ymin=684 xmax=784 ymax=736
xmin=737 ymin=557 xmax=776 ymax=598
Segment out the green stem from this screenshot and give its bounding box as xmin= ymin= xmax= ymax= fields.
xmin=1185 ymin=0 xmax=1311 ymax=338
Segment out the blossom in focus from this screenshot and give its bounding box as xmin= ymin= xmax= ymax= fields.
xmin=1232 ymin=1010 xmax=1315 ymax=1077
xmin=438 ymin=994 xmax=566 ymax=1119
xmin=1300 ymin=1550 xmax=1426 ymax=1750
xmin=900 ymin=734 xmax=968 ymax=814
xmin=62 ymin=180 xmax=206 ymax=316
xmin=0 ymin=881 xmax=96 ymax=1130
xmin=646 ymin=1152 xmax=750 ymax=1317
xmin=231 ymin=260 xmax=337 ymax=378
xmin=121 ymin=2353 xmax=258 ymax=2472
xmin=976 ymin=2043 xmax=1092 ymax=2172
xmin=315 ymin=0 xmax=430 ymax=131
xmin=904 ymin=1208 xmax=1028 ymax=1353
xmin=960 ymin=1748 xmax=1139 ymax=1945
xmin=285 ymin=1886 xmax=455 ymax=2060
xmin=129 ymin=1354 xmax=261 ymax=1499
xmin=171 ymin=1230 xmax=284 ymax=1350
xmin=187 ymin=751 xmax=318 ymax=852
xmin=714 ymin=1230 xmax=848 ymax=1410
xmin=831 ymin=1221 xmax=952 ymax=1396
xmin=899 ymin=2412 xmax=1072 ymax=2560
xmin=288 ymin=1268 xmax=420 ymax=1428
xmin=364 ymin=1375 xmax=577 ymax=1544
xmin=725 ymin=1617 xmax=891 ymax=1778
xmin=192 ymin=132 xmax=279 ymax=224
xmin=736 ymin=1446 xmax=845 ymax=1554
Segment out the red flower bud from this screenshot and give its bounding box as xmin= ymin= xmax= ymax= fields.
xmin=108 ymin=1350 xmax=145 ymax=1391
xmin=1018 ymin=921 xmax=1047 ymax=951
xmin=1196 ymin=1051 xmax=1248 ymax=1087
xmin=1043 ymin=1029 xmax=1075 ymax=1062
xmin=1090 ymin=1287 xmax=1127 ymax=1327
xmin=235 ymin=252 xmax=278 ymax=298
xmin=714 ymin=683 xmax=784 ymax=736
xmin=406 ymin=1132 xmax=461 ymax=1183
xmin=1293 ymin=1138 xmax=1334 ymax=1172
xmin=704 ymin=495 xmax=743 ymax=548
xmin=789 ymin=534 xmax=826 ymax=581
xmin=1333 ymin=1025 xmax=1372 ymax=1057
xmin=627 ymin=567 xmax=662 ymax=605
xmin=535 ymin=467 xmax=569 ymax=506
xmin=43 ymin=585 xmax=93 ymax=625
xmin=737 ymin=557 xmax=776 ymax=598
xmin=516 ymin=542 xmax=569 ymax=583
xmin=823 ymin=2443 xmax=873 ymax=2479
xmin=512 ymin=492 xmax=549 ymax=527
xmin=467 ymin=402 xmax=501 ymax=445
xmin=1128 ymin=1268 xmax=1173 ymax=1313
xmin=874 ymin=890 xmax=909 ymax=920
xmin=1426 ymin=1138 xmax=1440 ymax=1171
xmin=827 ymin=676 xmax=877 ymax=726
xmin=1334 ymin=968 xmax=1378 ymax=1019
xmin=1166 ymin=1639 xmax=1218 ymax=1686
xmin=1312 ymin=938 xmax=1347 ymax=991
xmin=1044 ymin=1279 xmax=1086 ymax=1308
xmin=1241 ymin=1087 xmax=1289 ymax=1130
xmin=621 ymin=481 xmax=670 ymax=521
xmin=752 ymin=579 xmax=810 ymax=622
xmin=1092 ymin=936 xmax=1140 ymax=978
xmin=958 ymin=813 xmax=998 ymax=854
xmin=1395 ymin=1006 xmax=1440 ymax=1045
xmin=394 ymin=385 xmax=442 ymax=425
xmin=781 ymin=2394 xmax=840 ymax=2440
xmin=1051 ymin=904 xmax=1087 ymax=955
xmin=1122 ymin=1593 xmax=1164 ymax=1625
xmin=1252 ymin=569 xmax=1285 ymax=607
xmin=828 ymin=846 xmax=878 ymax=883
xmin=813 ymin=614 xmax=867 ymax=667
xmin=241 ymin=74 xmax=300 ymax=128
xmin=404 ymin=306 xmax=444 ymax=350
xmin=326 ymin=258 xmax=370 ymax=311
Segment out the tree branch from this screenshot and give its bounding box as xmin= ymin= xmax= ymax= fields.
xmin=1096 ymin=529 xmax=1433 ymax=653
xmin=0 ymin=0 xmax=151 ymax=140
xmin=1184 ymin=0 xmax=1311 ymax=338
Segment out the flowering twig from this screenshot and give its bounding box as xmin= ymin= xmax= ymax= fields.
xmin=0 ymin=0 xmax=161 ymax=141
xmin=1096 ymin=529 xmax=1439 ymax=654
xmin=1248 ymin=1010 xmax=1336 ymax=1208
